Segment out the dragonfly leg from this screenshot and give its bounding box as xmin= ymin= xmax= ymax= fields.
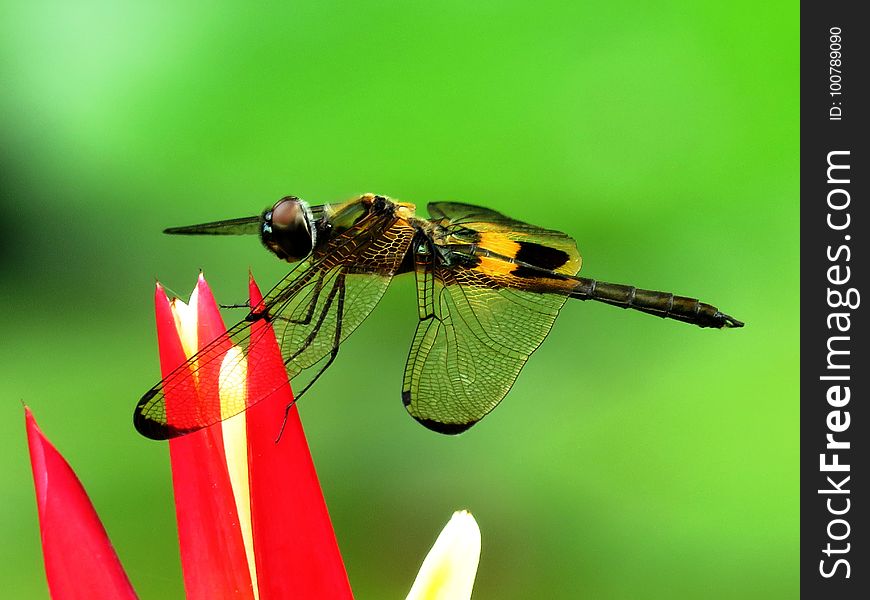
xmin=276 ymin=274 xmax=346 ymax=442
xmin=220 ymin=301 xmax=251 ymax=310
xmin=272 ymin=272 xmax=325 ymax=326
xmin=289 ymin=274 xmax=346 ymax=399
xmin=282 ymin=273 xmax=341 ymax=364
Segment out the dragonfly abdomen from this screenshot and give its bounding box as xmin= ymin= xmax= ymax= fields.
xmin=569 ymin=278 xmax=743 ymax=329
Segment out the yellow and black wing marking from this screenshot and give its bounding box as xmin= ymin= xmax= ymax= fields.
xmin=402 ymin=203 xmax=582 ymax=434
xmin=135 ymin=206 xmax=415 ymax=439
xmin=428 ymin=201 xmax=581 ymax=277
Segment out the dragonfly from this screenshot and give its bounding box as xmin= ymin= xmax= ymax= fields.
xmin=134 ymin=194 xmax=743 ymax=440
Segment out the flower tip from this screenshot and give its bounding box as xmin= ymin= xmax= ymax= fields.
xmin=248 ymin=271 xmax=264 ymax=307
xmin=195 ymin=271 xmax=213 ymax=299
xmin=452 ymin=509 xmax=475 ymax=522
xmin=24 ymin=405 xmax=37 ymax=431
xmin=24 ymin=406 xmax=50 ymax=445
xmin=406 ymin=511 xmax=481 ymax=600
xmin=154 ymin=281 xmax=173 ymax=313
xmin=444 ymin=510 xmax=480 ymax=548
xmin=24 ymin=407 xmax=49 ymax=509
xmin=24 ymin=406 xmax=138 ymax=599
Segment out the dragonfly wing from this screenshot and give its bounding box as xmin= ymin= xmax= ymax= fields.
xmin=135 ymin=212 xmax=415 ymax=440
xmin=428 ymin=201 xmax=582 ymax=274
xmin=276 ymin=215 xmax=417 ymax=374
xmin=273 ymin=267 xmax=396 ymax=378
xmin=402 ymin=239 xmax=571 ymax=434
xmin=164 ymin=215 xmax=261 ymax=235
xmin=427 ymin=202 xmax=514 ymax=225
xmin=135 ymin=262 xmax=311 ymax=440
xmin=427 ymin=201 xmax=568 ymax=235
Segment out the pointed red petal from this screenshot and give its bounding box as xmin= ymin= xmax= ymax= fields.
xmin=246 ymin=273 xmax=354 ymax=598
xmin=155 ymin=281 xmax=255 ymax=600
xmin=195 ymin=272 xmax=228 ymax=343
xmin=25 ymin=407 xmax=138 ymax=600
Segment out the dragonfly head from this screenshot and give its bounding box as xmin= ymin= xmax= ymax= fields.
xmin=261 ymin=196 xmax=317 ymax=262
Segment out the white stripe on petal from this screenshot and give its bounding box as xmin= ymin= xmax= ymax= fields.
xmin=220 ymin=346 xmax=259 ymax=600
xmin=169 ymin=290 xmax=198 ymax=359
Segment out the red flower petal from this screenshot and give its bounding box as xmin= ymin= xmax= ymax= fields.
xmin=156 ymin=281 xmax=255 ymax=600
xmin=25 ymin=407 xmax=138 ymax=600
xmin=246 ymin=273 xmax=354 ymax=598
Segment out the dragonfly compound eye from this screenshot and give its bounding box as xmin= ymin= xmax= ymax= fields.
xmin=261 ymin=196 xmax=316 ymax=262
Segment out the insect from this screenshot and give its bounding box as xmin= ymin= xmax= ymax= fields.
xmin=135 ymin=194 xmax=743 ymax=439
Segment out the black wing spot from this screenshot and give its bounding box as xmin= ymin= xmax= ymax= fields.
xmin=512 ymin=241 xmax=571 ymax=279
xmin=412 ymin=415 xmax=477 ymax=435
xmin=134 ymin=412 xmax=193 ymax=440
xmin=515 ymin=241 xmax=570 ymax=270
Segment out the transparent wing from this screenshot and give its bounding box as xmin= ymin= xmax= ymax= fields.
xmin=271 ymin=267 xmax=396 ymax=388
xmin=427 ymin=202 xmax=514 ymax=225
xmin=164 ymin=215 xmax=261 ymax=235
xmin=428 ymin=201 xmax=568 ymax=235
xmin=402 ymin=250 xmax=570 ymax=433
xmin=135 ymin=212 xmax=415 ymax=439
xmin=402 ymin=223 xmax=576 ymax=433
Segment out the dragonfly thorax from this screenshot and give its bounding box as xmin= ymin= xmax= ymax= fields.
xmin=261 ymin=196 xmax=317 ymax=262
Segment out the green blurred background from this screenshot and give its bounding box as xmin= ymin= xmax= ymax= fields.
xmin=0 ymin=1 xmax=797 ymax=598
